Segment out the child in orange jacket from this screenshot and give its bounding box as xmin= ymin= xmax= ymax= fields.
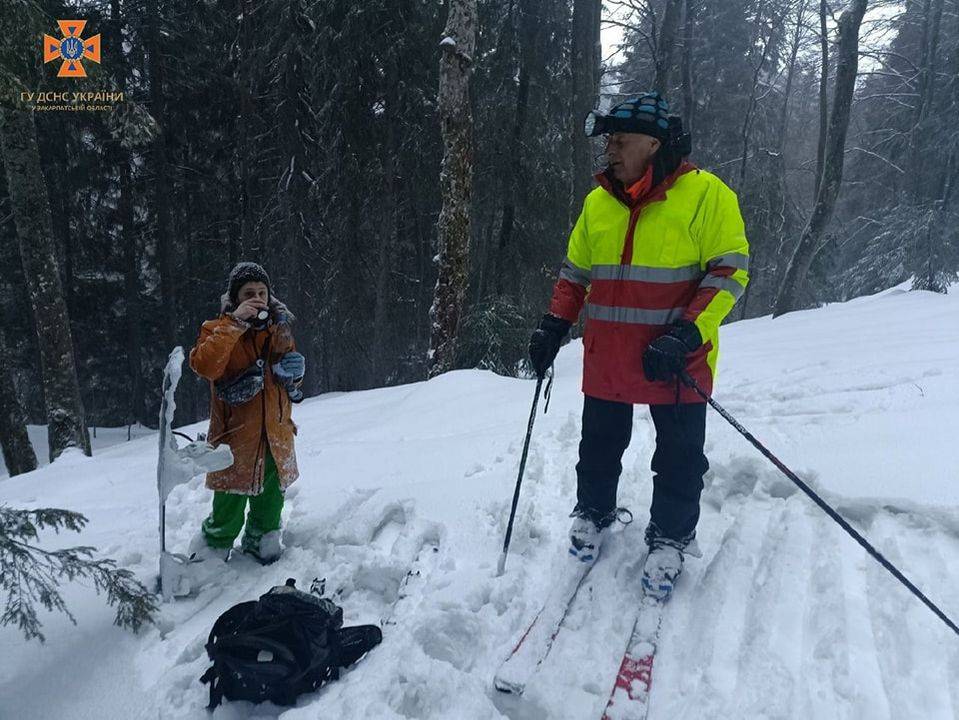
xmin=188 ymin=262 xmax=304 ymax=564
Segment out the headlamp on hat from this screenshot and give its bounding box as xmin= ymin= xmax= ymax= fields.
xmin=584 ymin=92 xmax=691 ymax=155
xmin=584 ymin=92 xmax=670 ymax=139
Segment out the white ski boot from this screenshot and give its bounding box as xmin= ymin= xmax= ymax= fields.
xmin=568 ymin=511 xmax=609 ymax=565
xmin=242 ymin=529 xmax=283 ymax=565
xmin=641 ymin=540 xmax=684 ymax=601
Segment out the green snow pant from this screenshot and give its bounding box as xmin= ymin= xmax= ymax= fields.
xmin=201 ymin=449 xmax=284 ymax=553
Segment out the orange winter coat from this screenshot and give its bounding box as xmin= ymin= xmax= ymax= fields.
xmin=189 ymin=298 xmax=299 ymax=495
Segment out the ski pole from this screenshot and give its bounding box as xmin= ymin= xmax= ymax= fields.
xmin=680 ymin=370 xmax=959 ymax=638
xmin=497 ymin=374 xmax=545 ymax=576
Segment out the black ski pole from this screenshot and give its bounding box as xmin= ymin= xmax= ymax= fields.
xmin=497 ymin=375 xmax=545 ymax=576
xmin=681 ymin=370 xmax=959 ymax=638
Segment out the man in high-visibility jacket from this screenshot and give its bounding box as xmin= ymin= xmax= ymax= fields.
xmin=528 ymin=92 xmax=749 ymax=600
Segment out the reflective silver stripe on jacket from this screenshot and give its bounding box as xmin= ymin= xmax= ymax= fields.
xmin=699 ymin=275 xmax=746 ymax=299
xmin=585 ymin=304 xmax=686 ymax=325
xmin=706 ymin=253 xmax=749 ymax=271
xmin=558 ymin=258 xmax=591 ymax=286
xmin=591 ymin=263 xmax=703 ymax=283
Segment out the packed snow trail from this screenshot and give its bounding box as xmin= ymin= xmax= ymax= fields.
xmin=1 ymin=283 xmax=958 ymax=719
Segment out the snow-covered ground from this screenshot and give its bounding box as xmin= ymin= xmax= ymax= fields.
xmin=2 ymin=283 xmax=957 ymax=720
xmin=0 ymin=422 xmax=154 ymax=477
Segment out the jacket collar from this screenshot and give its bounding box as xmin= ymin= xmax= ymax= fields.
xmin=595 ymin=160 xmax=698 ymax=210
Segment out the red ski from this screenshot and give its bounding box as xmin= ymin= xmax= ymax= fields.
xmin=600 ymin=595 xmax=666 ymax=720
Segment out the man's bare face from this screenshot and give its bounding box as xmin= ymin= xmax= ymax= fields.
xmin=605 ymin=132 xmax=661 ymax=185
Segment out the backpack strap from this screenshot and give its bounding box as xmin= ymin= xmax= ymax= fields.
xmin=199 ymin=665 xmax=222 ymax=710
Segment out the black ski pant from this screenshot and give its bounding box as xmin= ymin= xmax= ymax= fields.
xmin=574 ymin=395 xmax=708 ymax=543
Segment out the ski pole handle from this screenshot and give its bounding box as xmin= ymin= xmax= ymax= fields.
xmin=498 ymin=376 xmax=544 ymax=576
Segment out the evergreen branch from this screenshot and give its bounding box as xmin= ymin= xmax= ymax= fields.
xmin=0 ymin=506 xmax=158 ymax=643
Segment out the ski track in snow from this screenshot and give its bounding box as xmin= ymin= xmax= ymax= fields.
xmin=2 ymin=284 xmax=958 ymax=719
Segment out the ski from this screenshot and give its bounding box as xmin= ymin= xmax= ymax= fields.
xmin=599 ymin=594 xmax=666 ymax=720
xmin=493 ymin=558 xmax=593 ymax=695
xmin=382 ymin=541 xmax=441 ymax=628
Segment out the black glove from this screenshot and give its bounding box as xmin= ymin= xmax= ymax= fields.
xmin=528 ymin=314 xmax=572 ymax=378
xmin=642 ymin=320 xmax=702 ymax=383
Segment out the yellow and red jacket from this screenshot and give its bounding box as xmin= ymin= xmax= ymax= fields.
xmin=549 ymin=162 xmax=749 ymax=404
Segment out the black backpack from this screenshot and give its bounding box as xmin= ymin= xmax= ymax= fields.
xmin=199 ymin=579 xmax=382 ymax=709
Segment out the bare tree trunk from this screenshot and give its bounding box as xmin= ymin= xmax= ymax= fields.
xmin=681 ymin=0 xmax=697 ymax=136
xmin=494 ymin=1 xmax=541 ymax=297
xmin=235 ymin=0 xmax=257 ymax=259
xmin=570 ymin=0 xmax=602 ymax=205
xmin=147 ymin=1 xmax=176 ymax=352
xmin=815 ymin=0 xmax=829 ymax=198
xmin=372 ymin=165 xmax=396 ymax=382
xmin=939 ymin=21 xmax=959 ymax=208
xmin=373 ymin=66 xmax=399 ymax=382
xmin=738 ymin=0 xmax=804 ymax=322
xmin=779 ymin=0 xmax=808 ymax=155
xmin=765 ymin=0 xmax=808 ymax=280
xmin=924 ymin=0 xmax=943 ymax=116
xmin=942 ymin=141 xmax=957 ymax=209
xmin=120 ymin=160 xmax=144 ymax=423
xmin=738 ymin=1 xmax=781 ymax=189
xmin=653 ymin=0 xmax=684 ymax=93
xmin=911 ymin=0 xmax=944 ymax=199
xmin=42 ymin=114 xmax=74 ymax=310
xmin=774 ymin=0 xmax=868 ymax=317
xmin=111 ymin=0 xmax=145 ymax=427
xmin=0 ymin=106 xmax=91 ymax=460
xmin=914 ymin=0 xmax=933 ymax=127
xmin=428 ymin=0 xmax=476 ymax=377
xmin=0 ymin=327 xmax=36 ymax=476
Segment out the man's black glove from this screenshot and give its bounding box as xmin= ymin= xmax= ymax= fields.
xmin=642 ymin=320 xmax=702 ymax=383
xmin=528 ymin=314 xmax=572 ymax=378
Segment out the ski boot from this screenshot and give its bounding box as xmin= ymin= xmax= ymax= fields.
xmin=242 ymin=529 xmax=283 ymax=565
xmin=568 ymin=507 xmax=615 ymax=564
xmin=641 ymin=524 xmax=692 ymax=601
xmin=641 ymin=541 xmax=684 ymax=600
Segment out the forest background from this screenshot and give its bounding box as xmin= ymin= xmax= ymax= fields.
xmin=0 ymin=0 xmax=956 ymax=471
